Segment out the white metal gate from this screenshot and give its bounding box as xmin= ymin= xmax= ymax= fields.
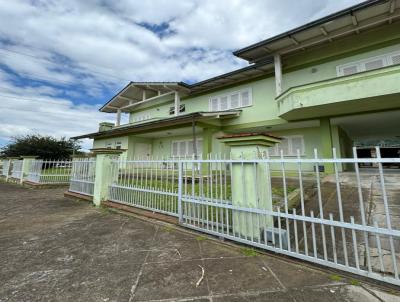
xmin=107 ymin=148 xmax=400 ymax=286
xmin=69 ymin=158 xmax=96 ymax=196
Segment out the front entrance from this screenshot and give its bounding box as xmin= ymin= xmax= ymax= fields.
xmin=134 ymin=143 xmax=152 ymax=160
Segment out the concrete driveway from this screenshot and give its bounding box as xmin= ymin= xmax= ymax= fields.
xmin=0 ymin=182 xmax=398 ymax=301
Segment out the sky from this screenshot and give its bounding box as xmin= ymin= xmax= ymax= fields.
xmin=0 ymin=0 xmax=364 ymax=151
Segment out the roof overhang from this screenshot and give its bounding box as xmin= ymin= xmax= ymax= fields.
xmin=100 ymin=82 xmax=191 ymax=113
xmin=72 ymin=111 xmax=241 ymax=140
xmin=234 ymin=0 xmax=400 ymax=63
xmin=189 ymin=58 xmax=274 ymax=94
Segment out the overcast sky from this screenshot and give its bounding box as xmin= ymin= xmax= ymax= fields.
xmin=0 ymin=0 xmax=364 ymax=150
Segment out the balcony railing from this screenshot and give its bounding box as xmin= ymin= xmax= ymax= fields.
xmin=276 ymin=64 xmax=400 ymax=120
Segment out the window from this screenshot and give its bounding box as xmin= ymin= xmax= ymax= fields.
xmin=336 ymin=50 xmax=400 ymax=76
xmin=268 ymin=136 xmax=305 ymax=156
xmin=171 ymin=139 xmax=203 ymax=157
xmin=169 ymin=104 xmax=186 ymax=115
xmin=134 ymin=114 xmax=151 ymax=122
xmin=106 ymin=142 xmax=112 ymax=149
xmin=115 ymin=142 xmax=122 ymax=150
xmin=209 ymin=88 xmax=252 ymax=111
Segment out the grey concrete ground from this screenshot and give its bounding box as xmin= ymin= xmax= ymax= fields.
xmin=0 ymin=182 xmax=399 ymax=301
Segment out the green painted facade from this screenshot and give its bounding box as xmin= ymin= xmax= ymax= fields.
xmin=93 ymin=21 xmax=400 ymax=171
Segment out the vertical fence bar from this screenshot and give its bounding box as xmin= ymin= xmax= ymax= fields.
xmin=178 ymin=161 xmax=183 ymax=223
xmin=376 ymin=147 xmax=398 ymax=279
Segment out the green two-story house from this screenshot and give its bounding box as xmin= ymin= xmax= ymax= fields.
xmin=74 ymin=0 xmax=400 ymax=171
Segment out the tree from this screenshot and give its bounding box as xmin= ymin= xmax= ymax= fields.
xmin=0 ymin=135 xmax=81 ymax=159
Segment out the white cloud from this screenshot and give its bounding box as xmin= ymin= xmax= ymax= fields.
xmin=0 ymin=0 xmax=364 ymax=149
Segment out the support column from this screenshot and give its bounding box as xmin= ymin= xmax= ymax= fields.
xmin=116 ymin=109 xmax=121 ymax=127
xmin=202 ymin=128 xmax=213 ymax=159
xmin=20 ymin=156 xmax=38 ymax=184
xmin=274 ymin=53 xmax=282 ymax=96
xmin=219 ymin=134 xmax=281 ymax=241
xmin=320 ymin=117 xmax=334 ymax=173
xmin=174 ymin=91 xmax=180 ymax=117
xmin=91 ymin=148 xmax=124 ymax=206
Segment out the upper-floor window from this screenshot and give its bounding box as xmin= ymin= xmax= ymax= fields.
xmin=171 ymin=139 xmax=202 ymax=157
xmin=169 ymin=104 xmax=186 ymax=115
xmin=209 ymin=88 xmax=252 ymax=111
xmin=134 ymin=114 xmax=151 ymax=122
xmin=268 ymin=135 xmax=305 ymax=156
xmin=336 ymin=50 xmax=400 ymax=77
xmin=115 ymin=142 xmax=122 ymax=150
xmin=106 ymin=142 xmax=112 ymax=149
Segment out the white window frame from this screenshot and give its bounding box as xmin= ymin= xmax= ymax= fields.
xmin=269 ymin=135 xmax=305 ymax=157
xmin=208 ymin=88 xmax=253 ymax=111
xmin=336 ymin=50 xmax=400 ymax=77
xmin=171 ymin=138 xmax=203 ymax=158
xmin=115 ymin=141 xmax=122 ymax=149
xmin=134 ymin=113 xmax=151 ymax=123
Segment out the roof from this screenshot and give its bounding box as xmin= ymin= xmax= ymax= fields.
xmin=234 ymin=0 xmax=399 ymax=62
xmin=72 ymin=111 xmax=241 ymax=139
xmin=100 ymin=82 xmax=191 ymax=113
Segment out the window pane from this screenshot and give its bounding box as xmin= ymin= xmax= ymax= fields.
xmin=187 ymin=141 xmax=194 ymax=156
xmin=342 ymin=65 xmax=358 ymax=76
xmin=230 ymin=93 xmax=240 ymax=108
xmin=241 ymin=90 xmax=250 ymax=106
xmin=291 ymin=137 xmax=304 ymax=155
xmin=278 ymin=139 xmax=289 ymax=155
xmin=220 ymin=96 xmax=228 ymax=110
xmin=210 ymin=98 xmax=219 ymax=111
xmin=179 ymin=141 xmax=187 ymax=156
xmin=172 ymin=142 xmax=178 ymax=156
xmin=364 ymin=59 xmax=384 ymax=71
xmin=196 ymin=140 xmax=203 ymax=155
xmin=392 ymin=54 xmax=400 ymax=65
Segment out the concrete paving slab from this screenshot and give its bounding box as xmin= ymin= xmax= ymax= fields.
xmin=203 ymin=256 xmax=283 ymax=295
xmin=133 ymin=260 xmax=209 ymax=301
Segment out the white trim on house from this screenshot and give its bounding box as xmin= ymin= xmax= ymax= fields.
xmin=336 ymin=50 xmax=400 ymax=76
xmin=209 ymin=88 xmax=252 ymax=111
xmin=269 ymin=135 xmax=305 ymax=156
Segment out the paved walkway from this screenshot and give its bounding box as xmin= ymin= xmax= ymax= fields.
xmin=0 ymin=182 xmax=399 ymax=301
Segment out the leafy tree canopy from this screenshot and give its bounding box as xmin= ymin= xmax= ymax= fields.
xmin=0 ymin=135 xmax=81 ymax=159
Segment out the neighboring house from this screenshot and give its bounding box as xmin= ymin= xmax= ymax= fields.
xmin=74 ymin=0 xmax=400 ymax=171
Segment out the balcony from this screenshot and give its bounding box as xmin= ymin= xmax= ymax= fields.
xmin=277 ymin=64 xmax=400 ymax=120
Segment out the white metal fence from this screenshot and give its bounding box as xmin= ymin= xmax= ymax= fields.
xmin=0 ymin=159 xmax=8 ymax=177
xmin=10 ymin=159 xmax=23 ymax=180
xmin=107 ymin=148 xmax=400 ymax=286
xmin=69 ymin=158 xmax=96 ymax=196
xmin=109 ymin=160 xmax=180 ymax=216
xmin=26 ymin=160 xmax=72 ymax=184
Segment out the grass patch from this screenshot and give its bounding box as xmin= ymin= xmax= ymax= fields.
xmin=349 ymin=279 xmax=361 ymax=286
xmin=329 ymin=274 xmax=343 ymax=282
xmin=196 ymin=235 xmax=207 ymax=241
xmin=240 ymin=247 xmax=259 ymax=257
xmin=162 ymin=225 xmax=174 ymax=232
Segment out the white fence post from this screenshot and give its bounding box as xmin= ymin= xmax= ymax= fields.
xmin=20 ymin=156 xmax=38 ymax=184
xmin=5 ymin=157 xmax=17 ymax=181
xmin=92 ymin=148 xmax=124 ymax=206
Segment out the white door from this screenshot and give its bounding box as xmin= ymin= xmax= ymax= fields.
xmin=134 ymin=143 xmax=152 ymax=160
